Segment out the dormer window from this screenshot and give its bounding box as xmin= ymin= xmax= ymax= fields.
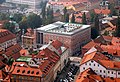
xmin=36 ymin=72 xmax=39 ymax=75
xmin=31 ymin=71 xmax=34 ymax=74
xmin=27 ymin=70 xmax=30 ymax=74
xmin=17 ymin=69 xmax=20 ymax=73
xmin=22 ymin=70 xmax=25 ymax=73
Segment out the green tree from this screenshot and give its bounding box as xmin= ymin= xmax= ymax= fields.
xmin=7 ymin=58 xmax=14 ymax=66
xmin=115 ymin=16 xmax=120 ymax=37
xmin=65 ymin=13 xmax=69 ymax=22
xmin=91 ymin=27 xmax=99 ymax=39
xmin=94 ymin=14 xmax=100 ymax=35
xmin=71 ymin=14 xmax=75 ymax=23
xmin=82 ymin=12 xmax=87 ymax=24
xmin=109 ymin=3 xmax=117 ymax=16
xmin=19 ymin=20 xmax=28 ymax=33
xmin=27 ymin=13 xmax=42 ymax=29
xmin=90 ymin=11 xmax=95 ymax=23
xmin=13 ymin=13 xmax=23 ymax=23
xmin=3 ymin=21 xmax=15 ymax=33
xmin=0 ymin=13 xmax=9 ymax=20
xmin=63 ymin=7 xmax=67 ymax=21
xmin=41 ymin=1 xmax=47 ymax=18
xmin=104 ymin=30 xmax=109 ymax=36
xmin=46 ymin=7 xmax=54 ymax=24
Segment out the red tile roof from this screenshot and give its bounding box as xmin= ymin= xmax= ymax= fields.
xmin=81 ymin=51 xmax=109 ymax=65
xmin=12 ymin=48 xmax=60 ymax=77
xmin=5 ymin=44 xmax=22 ymax=59
xmin=0 ymin=29 xmax=16 ymax=43
xmin=94 ymin=9 xmax=111 ymax=15
xmin=51 ymin=40 xmax=63 ymax=49
xmin=76 ymin=68 xmax=120 ymax=82
xmin=11 ymin=62 xmax=43 ymax=77
xmin=99 ymin=60 xmax=120 ymax=69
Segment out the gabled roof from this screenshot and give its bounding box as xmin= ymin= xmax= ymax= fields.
xmin=5 ymin=44 xmax=22 ymax=59
xmin=99 ymin=60 xmax=120 ymax=70
xmin=11 ymin=62 xmax=43 ymax=77
xmin=0 ymin=29 xmax=16 ymax=43
xmin=33 ymin=48 xmax=60 ymax=76
xmin=51 ymin=40 xmax=63 ymax=49
xmin=76 ymin=68 xmax=120 ymax=82
xmin=80 ymin=51 xmax=109 ymax=65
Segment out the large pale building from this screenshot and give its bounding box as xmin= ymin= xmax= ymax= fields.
xmin=35 ymin=21 xmax=91 ymax=55
xmin=6 ymin=0 xmax=48 ymax=9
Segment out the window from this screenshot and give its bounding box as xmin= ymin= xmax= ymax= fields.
xmin=89 ymin=63 xmax=91 ymax=66
xmin=85 ymin=63 xmax=87 ymax=65
xmin=111 ymin=71 xmax=113 ymax=74
xmin=108 ymin=71 xmax=110 ymax=73
xmin=118 ymin=72 xmax=120 ymax=75
xmin=22 ymin=70 xmax=25 ymax=73
xmin=100 ymin=70 xmax=102 ymax=72
xmin=94 ymin=64 xmax=95 ymax=66
xmin=83 ymin=67 xmax=85 ymax=70
xmin=91 ymin=60 xmax=93 ymax=63
xmin=98 ymin=64 xmax=99 ymax=67
xmin=104 ymin=70 xmax=105 ymax=73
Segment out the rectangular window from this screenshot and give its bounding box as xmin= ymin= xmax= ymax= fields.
xmin=83 ymin=67 xmax=85 ymax=70
xmin=112 ymin=71 xmax=113 ymax=74
xmin=98 ymin=64 xmax=99 ymax=67
xmin=104 ymin=70 xmax=105 ymax=73
xmin=89 ymin=63 xmax=91 ymax=66
xmin=118 ymin=72 xmax=120 ymax=75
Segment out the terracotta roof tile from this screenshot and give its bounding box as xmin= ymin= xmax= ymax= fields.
xmin=5 ymin=44 xmax=22 ymax=59
xmin=81 ymin=51 xmax=109 ymax=65
xmin=11 ymin=62 xmax=43 ymax=77
xmin=76 ymin=68 xmax=120 ymax=82
xmin=94 ymin=9 xmax=110 ymax=15
xmin=51 ymin=40 xmax=63 ymax=49
xmin=0 ymin=29 xmax=16 ymax=43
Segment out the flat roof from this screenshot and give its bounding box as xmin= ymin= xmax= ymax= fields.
xmin=16 ymin=56 xmax=32 ymax=62
xmin=36 ymin=21 xmax=90 ymax=35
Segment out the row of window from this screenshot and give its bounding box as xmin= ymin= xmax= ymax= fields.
xmin=83 ymin=67 xmax=120 ymax=75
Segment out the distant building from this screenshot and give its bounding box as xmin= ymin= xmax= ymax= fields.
xmin=82 ymin=35 xmax=120 ymax=61
xmin=0 ymin=29 xmax=22 ymax=59
xmin=76 ymin=68 xmax=120 ymax=82
xmin=80 ymin=51 xmax=120 ymax=78
xmin=21 ymin=28 xmax=35 ymax=48
xmin=35 ymin=21 xmax=91 ymax=55
xmin=10 ymin=40 xmax=69 ymax=82
xmin=6 ymin=0 xmax=48 ymax=9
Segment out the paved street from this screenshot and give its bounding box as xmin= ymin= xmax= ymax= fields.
xmin=54 ymin=61 xmax=79 ymax=82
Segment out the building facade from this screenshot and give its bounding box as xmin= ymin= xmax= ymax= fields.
xmin=35 ymin=21 xmax=91 ymax=55
xmin=0 ymin=29 xmax=22 ymax=59
xmin=21 ymin=28 xmax=35 ymax=48
xmin=80 ymin=51 xmax=120 ymax=78
xmin=6 ymin=0 xmax=48 ymax=9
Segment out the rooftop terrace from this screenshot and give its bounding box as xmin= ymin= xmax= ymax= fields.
xmin=37 ymin=21 xmax=90 ymax=35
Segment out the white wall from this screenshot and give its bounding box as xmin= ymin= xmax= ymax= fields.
xmin=80 ymin=60 xmax=120 ymax=78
